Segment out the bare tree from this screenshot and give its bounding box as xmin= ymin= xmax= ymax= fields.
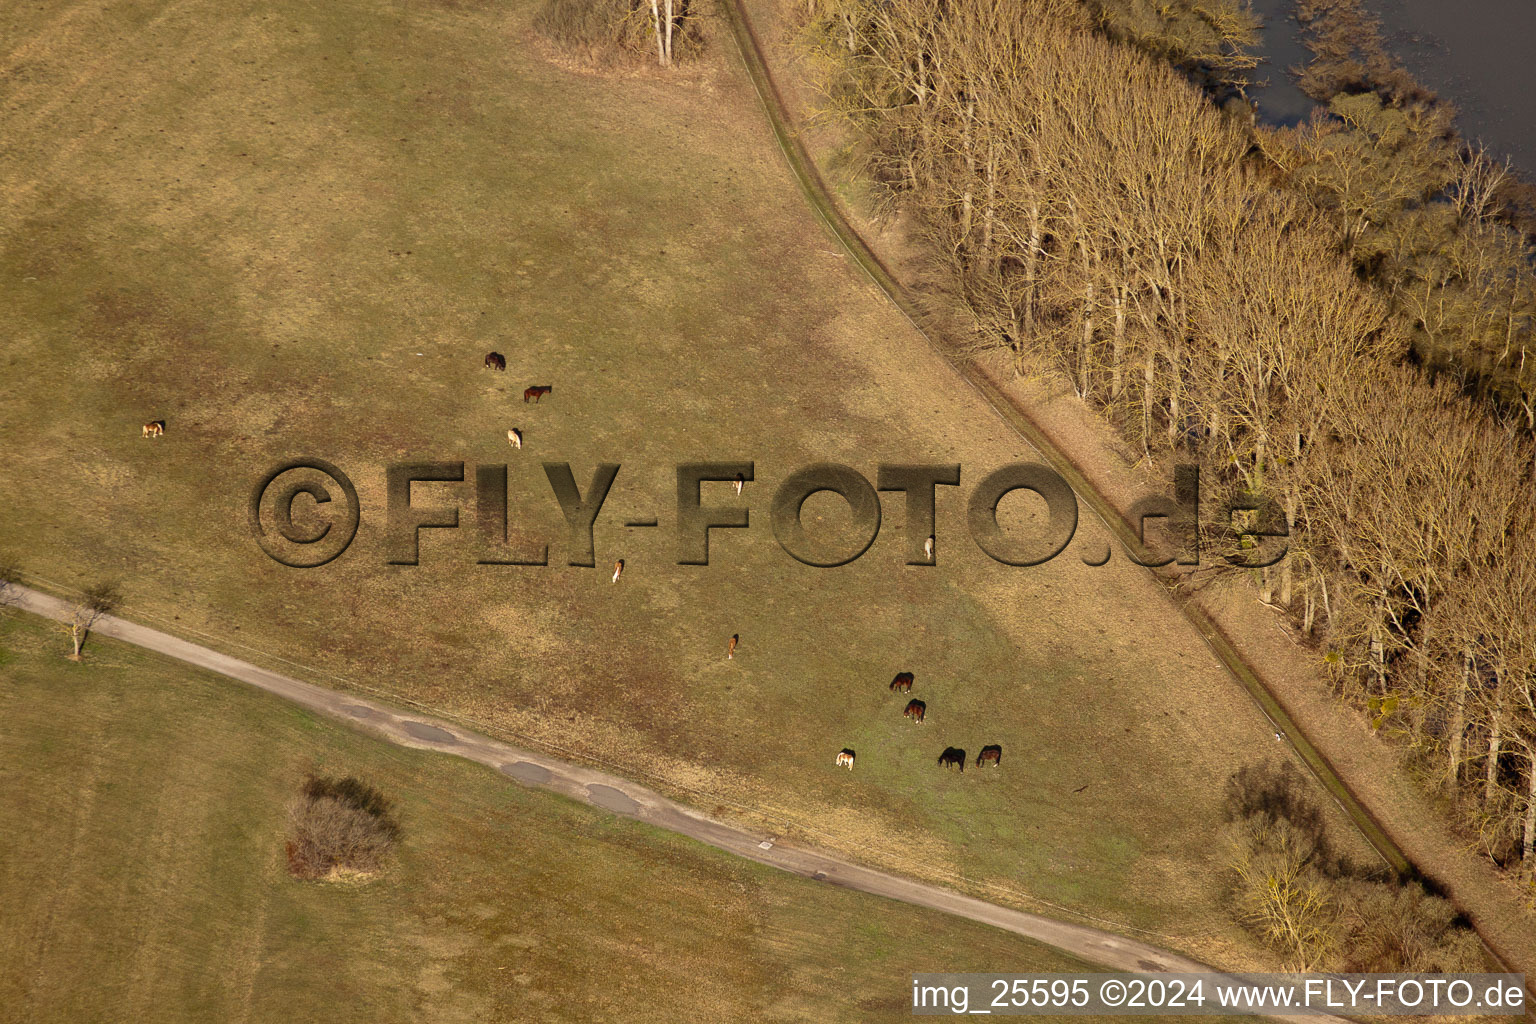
xmin=66 ymin=583 xmax=121 ymax=662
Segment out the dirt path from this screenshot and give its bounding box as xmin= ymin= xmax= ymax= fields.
xmin=13 ymin=582 xmax=1347 ymax=1022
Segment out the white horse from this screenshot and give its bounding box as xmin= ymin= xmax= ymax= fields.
xmin=507 ymin=428 xmax=522 ymax=449
xmin=835 ymin=750 xmax=855 ymax=771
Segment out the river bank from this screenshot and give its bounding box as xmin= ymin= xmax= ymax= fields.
xmin=1248 ymin=0 xmax=1536 ymax=176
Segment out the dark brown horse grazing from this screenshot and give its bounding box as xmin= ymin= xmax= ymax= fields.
xmin=523 ymin=385 xmax=552 ymax=402
xmin=977 ymin=745 xmax=1002 ymax=768
xmin=485 ymin=352 xmax=506 ymax=371
xmin=889 ymin=672 xmax=914 ymax=693
xmin=937 ymin=747 xmax=965 ymax=772
xmin=903 ymin=699 xmax=926 ymax=724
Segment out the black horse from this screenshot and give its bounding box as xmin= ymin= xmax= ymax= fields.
xmin=485 ymin=352 xmax=506 ymax=371
xmin=937 ymin=747 xmax=966 ymax=772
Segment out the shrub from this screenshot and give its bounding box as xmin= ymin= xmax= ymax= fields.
xmin=1229 ymin=816 xmax=1339 ymax=969
xmin=1333 ymin=880 xmax=1484 ymax=973
xmin=533 ymin=0 xmax=702 ymax=65
xmin=1224 ymin=762 xmax=1484 ymax=972
xmin=284 ymin=775 xmax=401 ymax=881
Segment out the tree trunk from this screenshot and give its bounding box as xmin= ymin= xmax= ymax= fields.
xmin=960 ymin=102 xmax=975 ymax=244
xmin=1022 ymin=201 xmax=1041 ymax=334
xmin=1167 ymin=381 xmax=1180 ymax=444
xmin=1278 ymin=494 xmax=1295 ymax=606
xmin=1142 ymin=350 xmax=1156 ymax=454
xmin=651 ymin=0 xmax=666 ymax=66
xmin=1111 ymin=284 xmax=1126 ymax=400
xmin=1486 ymin=667 xmax=1504 ymax=806
xmin=1079 ymin=268 xmax=1095 ymax=399
xmin=1523 ymin=750 xmax=1536 ymax=864
xmin=1370 ymin=592 xmax=1387 ymax=695
xmin=1369 ymin=630 xmax=1385 ymax=696
xmin=664 ymin=0 xmax=673 ymax=66
xmin=981 ymin=141 xmax=998 ymax=267
xmin=1447 ymin=651 xmax=1469 ymax=789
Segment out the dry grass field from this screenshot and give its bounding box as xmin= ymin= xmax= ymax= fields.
xmin=0 ymin=614 xmax=1147 ymax=1023
xmin=0 ymin=0 xmax=1373 ymax=963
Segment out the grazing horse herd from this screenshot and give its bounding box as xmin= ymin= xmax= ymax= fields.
xmin=487 ymin=352 xmax=552 ymax=443
xmin=145 ymin=350 xmax=1002 ymax=789
xmin=837 ymin=672 xmax=1001 ymax=773
xmin=140 ymin=352 xmax=551 ymax=443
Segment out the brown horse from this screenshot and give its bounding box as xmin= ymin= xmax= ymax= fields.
xmin=141 ymin=420 xmax=166 ymax=438
xmin=937 ymin=747 xmax=965 ymax=772
xmin=485 ymin=352 xmax=506 ymax=371
xmin=523 ymin=385 xmax=552 ymax=403
xmin=977 ymin=745 xmax=1002 ymax=768
xmin=903 ymin=699 xmax=926 ymax=724
xmin=889 ymin=672 xmax=914 ymax=693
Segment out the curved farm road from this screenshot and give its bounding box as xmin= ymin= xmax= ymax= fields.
xmin=13 ymin=583 xmax=1343 ymax=1022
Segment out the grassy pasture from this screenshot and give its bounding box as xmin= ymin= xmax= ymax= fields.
xmin=0 ymin=615 xmax=1134 ymax=1022
xmin=0 ymin=0 xmax=1371 ymax=958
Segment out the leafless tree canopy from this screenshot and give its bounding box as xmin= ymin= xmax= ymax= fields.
xmin=285 ymin=775 xmax=402 ymax=881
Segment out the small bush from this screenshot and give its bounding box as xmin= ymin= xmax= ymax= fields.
xmin=285 ymin=775 xmax=401 ymax=881
xmin=1229 ymin=816 xmax=1338 ymax=969
xmin=1224 ymin=761 xmax=1484 ymax=973
xmin=1333 ymin=880 xmax=1484 ymax=973
xmin=533 ymin=0 xmax=703 ymax=65
xmin=535 ymin=0 xmax=643 ymax=58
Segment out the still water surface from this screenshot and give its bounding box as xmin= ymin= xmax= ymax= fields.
xmin=1247 ymin=0 xmax=1536 ymax=175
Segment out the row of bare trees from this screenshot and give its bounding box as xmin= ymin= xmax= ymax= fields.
xmin=798 ymin=0 xmax=1536 ymax=880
